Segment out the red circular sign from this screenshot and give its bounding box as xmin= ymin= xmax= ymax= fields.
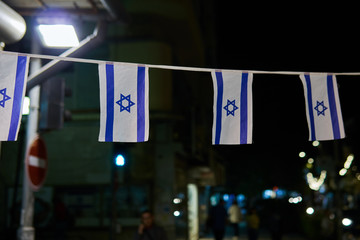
xmin=26 ymin=136 xmax=48 ymax=191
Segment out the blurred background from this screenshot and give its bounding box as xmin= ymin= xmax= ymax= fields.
xmin=1 ymin=1 xmax=360 ymax=239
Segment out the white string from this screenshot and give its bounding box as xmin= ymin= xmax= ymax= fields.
xmin=4 ymin=50 xmax=360 ymax=76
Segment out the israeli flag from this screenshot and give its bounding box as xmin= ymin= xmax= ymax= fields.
xmin=300 ymin=73 xmax=345 ymax=141
xmin=98 ymin=63 xmax=149 ymax=142
xmin=212 ymin=70 xmax=253 ymax=145
xmin=0 ymin=53 xmax=29 ymax=141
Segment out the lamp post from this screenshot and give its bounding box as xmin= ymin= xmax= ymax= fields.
xmin=17 ymin=22 xmax=80 ymax=240
xmin=110 ymin=154 xmax=125 ymax=240
xmin=17 ymin=31 xmax=41 ymax=240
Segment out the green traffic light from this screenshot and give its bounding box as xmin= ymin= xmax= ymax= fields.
xmin=115 ymin=154 xmax=125 ymax=166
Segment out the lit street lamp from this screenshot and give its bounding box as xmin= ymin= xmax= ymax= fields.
xmin=37 ymin=24 xmax=79 ymax=48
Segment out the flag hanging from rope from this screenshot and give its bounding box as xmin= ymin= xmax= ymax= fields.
xmin=0 ymin=52 xmax=29 ymax=141
xmin=300 ymin=73 xmax=345 ymax=141
xmin=212 ymin=70 xmax=253 ymax=144
xmin=98 ymin=63 xmax=149 ymax=142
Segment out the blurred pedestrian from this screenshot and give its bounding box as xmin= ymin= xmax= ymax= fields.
xmin=269 ymin=211 xmax=282 ymax=240
xmin=228 ymin=200 xmax=243 ymax=239
xmin=134 ymin=210 xmax=168 ymax=240
xmin=246 ymin=207 xmax=259 ymax=240
xmin=209 ymin=199 xmax=228 ymax=240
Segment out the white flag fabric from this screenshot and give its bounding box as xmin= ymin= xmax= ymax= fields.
xmin=0 ymin=53 xmax=29 ymax=141
xmin=212 ymin=70 xmax=253 ymax=144
xmin=98 ymin=63 xmax=149 ymax=142
xmin=300 ymin=73 xmax=345 ymax=141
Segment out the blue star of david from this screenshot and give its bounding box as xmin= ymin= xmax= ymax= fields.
xmin=116 ymin=94 xmax=135 ymax=113
xmin=224 ymin=99 xmax=238 ymax=116
xmin=314 ymin=100 xmax=328 ymax=116
xmin=0 ymin=88 xmax=11 ymax=108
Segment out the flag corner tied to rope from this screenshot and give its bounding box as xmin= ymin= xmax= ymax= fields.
xmin=98 ymin=62 xmax=149 ymax=142
xmin=300 ymin=73 xmax=345 ymax=141
xmin=211 ymin=70 xmax=253 ymax=145
xmin=0 ymin=52 xmax=29 ymax=141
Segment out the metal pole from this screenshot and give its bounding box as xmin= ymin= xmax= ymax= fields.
xmin=0 ymin=42 xmax=4 ymax=161
xmin=110 ymin=163 xmax=118 ymax=240
xmin=15 ymin=22 xmax=104 ymax=240
xmin=17 ymin=34 xmax=41 ymax=240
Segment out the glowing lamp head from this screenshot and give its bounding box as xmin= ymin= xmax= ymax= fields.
xmin=37 ymin=24 xmax=79 ymax=48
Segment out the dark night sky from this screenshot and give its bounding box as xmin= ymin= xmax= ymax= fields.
xmin=212 ymin=4 xmax=360 ymax=194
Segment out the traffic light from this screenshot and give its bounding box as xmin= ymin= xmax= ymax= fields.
xmin=39 ymin=77 xmax=72 ymax=130
xmin=39 ymin=77 xmax=65 ymax=130
xmin=115 ymin=154 xmax=125 ymax=167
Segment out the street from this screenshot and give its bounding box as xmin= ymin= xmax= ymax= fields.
xmin=199 ymin=236 xmax=306 ymax=240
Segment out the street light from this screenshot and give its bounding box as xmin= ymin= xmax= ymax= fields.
xmin=37 ymin=24 xmax=79 ymax=48
xmin=306 ymin=207 xmax=314 ymax=215
xmin=342 ymin=218 xmax=353 ymax=227
xmin=339 ymin=168 xmax=347 ymax=176
xmin=312 ymin=141 xmax=320 ymax=147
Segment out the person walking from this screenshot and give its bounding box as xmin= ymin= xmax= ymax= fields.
xmin=209 ymin=199 xmax=228 ymax=240
xmin=228 ymin=200 xmax=243 ymax=239
xmin=246 ymin=207 xmax=259 ymax=240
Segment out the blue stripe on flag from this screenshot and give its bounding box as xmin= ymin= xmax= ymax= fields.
xmin=304 ymin=74 xmax=316 ymax=141
xmin=8 ymin=56 xmax=27 ymax=141
xmin=240 ymin=73 xmax=248 ymax=144
xmin=137 ymin=66 xmax=146 ymax=142
xmin=214 ymin=71 xmax=223 ymax=145
xmin=105 ymin=64 xmax=114 ymax=142
xmin=327 ymin=75 xmax=340 ymax=139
